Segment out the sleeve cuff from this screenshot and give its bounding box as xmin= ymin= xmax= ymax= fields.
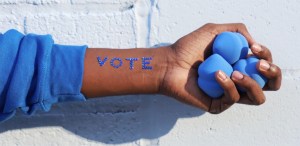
xmin=44 ymin=44 xmax=88 ymax=109
xmin=0 ymin=29 xmax=88 ymax=122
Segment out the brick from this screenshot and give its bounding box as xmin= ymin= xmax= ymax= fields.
xmin=25 ymin=11 xmax=137 ymax=48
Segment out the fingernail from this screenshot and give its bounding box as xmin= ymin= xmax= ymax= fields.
xmin=252 ymin=43 xmax=262 ymax=53
xmin=260 ymin=60 xmax=270 ymax=70
xmin=218 ymin=70 xmax=227 ymax=81
xmin=232 ymin=71 xmax=244 ymax=80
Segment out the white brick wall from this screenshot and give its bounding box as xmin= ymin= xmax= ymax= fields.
xmin=0 ymin=0 xmax=299 ymax=145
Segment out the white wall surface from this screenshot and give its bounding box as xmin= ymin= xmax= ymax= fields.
xmin=0 ymin=0 xmax=299 ymax=146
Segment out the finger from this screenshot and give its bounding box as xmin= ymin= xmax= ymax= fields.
xmin=231 ymin=71 xmax=266 ymax=105
xmin=209 ymin=71 xmax=240 ymax=114
xmin=250 ymin=44 xmax=273 ymax=62
xmin=257 ymin=60 xmax=282 ymax=91
xmin=214 ymin=23 xmax=256 ymax=45
xmin=238 ymin=95 xmax=253 ymax=104
xmin=238 ymin=94 xmax=257 ymax=105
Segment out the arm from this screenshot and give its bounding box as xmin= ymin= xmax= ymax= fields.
xmin=81 ymin=47 xmax=170 ymax=97
xmin=81 ymin=23 xmax=282 ymax=114
xmin=0 ymin=23 xmax=282 ymax=123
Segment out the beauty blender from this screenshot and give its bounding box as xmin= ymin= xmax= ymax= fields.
xmin=198 ymin=54 xmax=233 ymax=98
xmin=235 ymin=32 xmax=249 ymax=59
xmin=233 ymin=56 xmax=267 ymax=90
xmin=213 ymin=32 xmax=248 ymax=64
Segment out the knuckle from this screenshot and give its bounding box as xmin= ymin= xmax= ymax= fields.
xmin=267 ymin=65 xmax=280 ymax=78
xmin=254 ymin=98 xmax=266 ymax=105
xmin=208 ymin=110 xmax=222 ymax=114
xmin=261 ymin=46 xmax=273 ymax=62
xmin=232 ymin=95 xmax=240 ymax=103
xmin=274 ymin=86 xmax=280 ymax=91
xmin=203 ymin=23 xmax=217 ymax=30
xmin=202 ymin=23 xmax=219 ymax=36
xmin=225 ymin=94 xmax=239 ymax=105
xmin=223 ymin=88 xmax=240 ymax=103
xmin=271 ymin=64 xmax=281 ymax=74
xmin=261 ymin=45 xmax=270 ymax=52
xmin=237 ymin=23 xmax=246 ymax=28
xmin=208 ymin=104 xmax=222 ymax=114
xmin=277 ymin=65 xmax=282 ymax=74
xmin=204 ymin=23 xmax=215 ymax=27
xmin=272 ymin=85 xmax=281 ymax=91
xmin=223 ymin=80 xmax=235 ymax=90
xmin=241 ymin=76 xmax=255 ymax=89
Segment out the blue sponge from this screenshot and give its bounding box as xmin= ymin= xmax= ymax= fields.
xmin=213 ymin=32 xmax=248 ymax=64
xmin=233 ymin=57 xmax=267 ymax=90
xmin=198 ymin=32 xmax=266 ymax=98
xmin=235 ymin=33 xmax=249 ymax=59
xmin=198 ymin=54 xmax=233 ymax=98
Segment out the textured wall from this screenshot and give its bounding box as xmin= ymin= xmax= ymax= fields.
xmin=0 ymin=0 xmax=299 ymax=145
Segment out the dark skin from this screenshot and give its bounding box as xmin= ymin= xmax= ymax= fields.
xmin=81 ymin=23 xmax=282 ymax=114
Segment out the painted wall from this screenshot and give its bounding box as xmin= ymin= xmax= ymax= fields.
xmin=0 ymin=0 xmax=299 ymax=145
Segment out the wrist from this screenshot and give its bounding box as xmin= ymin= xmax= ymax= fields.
xmin=155 ymin=46 xmax=174 ymax=94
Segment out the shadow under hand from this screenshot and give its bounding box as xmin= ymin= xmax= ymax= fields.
xmin=0 ymin=95 xmax=205 ymax=144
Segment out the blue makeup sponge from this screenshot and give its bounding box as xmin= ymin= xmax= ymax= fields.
xmin=233 ymin=56 xmax=267 ymax=90
xmin=198 ymin=54 xmax=233 ymax=98
xmin=235 ymin=33 xmax=249 ymax=59
xmin=213 ymin=32 xmax=248 ymax=64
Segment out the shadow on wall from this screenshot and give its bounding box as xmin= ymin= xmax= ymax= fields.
xmin=0 ymin=95 xmax=205 ymax=144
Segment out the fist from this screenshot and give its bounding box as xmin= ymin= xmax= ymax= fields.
xmin=198 ymin=32 xmax=266 ymax=98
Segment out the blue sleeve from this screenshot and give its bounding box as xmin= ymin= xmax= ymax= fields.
xmin=0 ymin=29 xmax=87 ymax=123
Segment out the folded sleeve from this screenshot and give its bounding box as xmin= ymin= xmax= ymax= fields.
xmin=0 ymin=29 xmax=87 ymax=122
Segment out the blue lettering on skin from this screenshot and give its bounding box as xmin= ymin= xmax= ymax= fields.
xmin=96 ymin=56 xmax=152 ymax=70
xmin=125 ymin=58 xmax=138 ymax=70
xmin=97 ymin=56 xmax=108 ymax=66
xmin=110 ymin=57 xmax=123 ymax=68
xmin=142 ymin=57 xmax=153 ymax=70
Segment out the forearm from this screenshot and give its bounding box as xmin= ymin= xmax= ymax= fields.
xmin=80 ymin=47 xmax=170 ymax=98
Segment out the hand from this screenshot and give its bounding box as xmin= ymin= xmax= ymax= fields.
xmin=234 ymin=44 xmax=282 ymax=105
xmin=159 ymin=23 xmax=282 ymax=114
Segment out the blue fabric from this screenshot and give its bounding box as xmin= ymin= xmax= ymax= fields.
xmin=0 ymin=29 xmax=87 ymax=123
